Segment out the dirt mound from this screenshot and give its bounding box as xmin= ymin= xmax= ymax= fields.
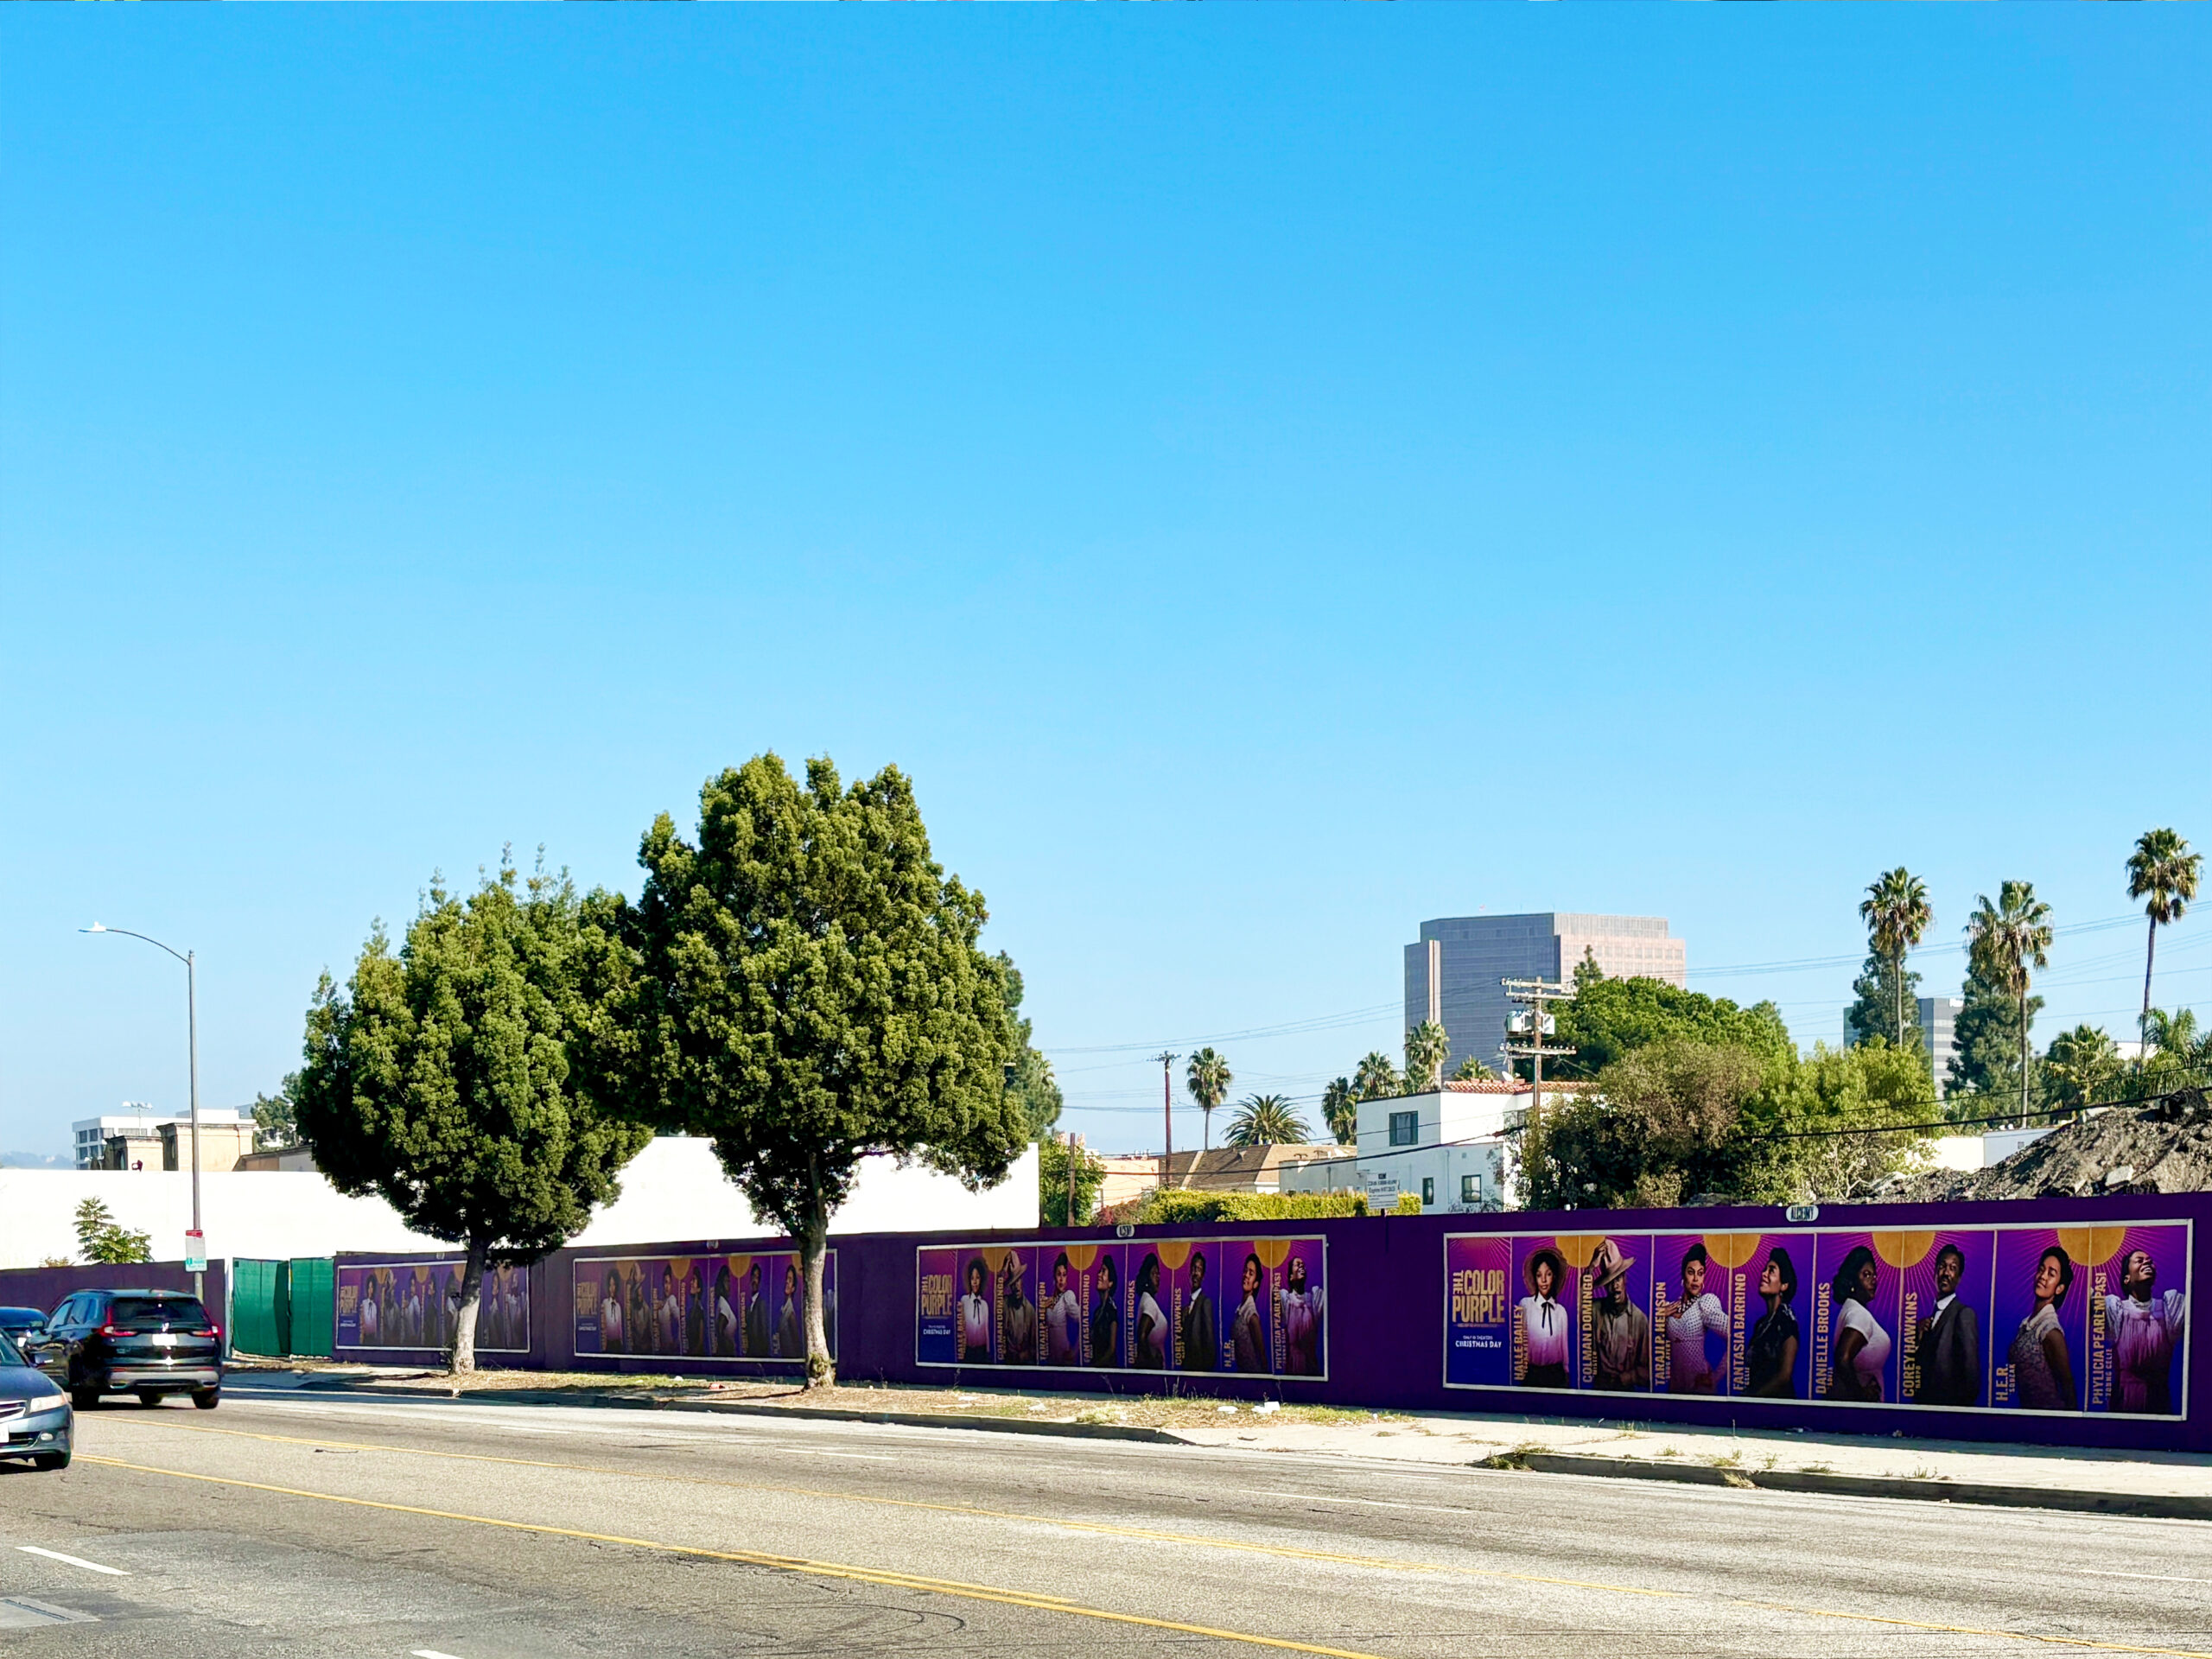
xmin=1896 ymin=1089 xmax=2212 ymax=1203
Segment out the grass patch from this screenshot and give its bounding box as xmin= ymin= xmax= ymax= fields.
xmin=1479 ymin=1440 xmax=1550 ymax=1471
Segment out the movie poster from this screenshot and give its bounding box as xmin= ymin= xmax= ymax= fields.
xmin=1652 ymin=1234 xmax=1741 ymax=1397
xmin=1511 ymin=1235 xmax=1581 ymax=1390
xmin=336 ymin=1259 xmax=531 ymax=1355
xmin=915 ymin=1235 xmax=1326 ymax=1378
xmin=2088 ymin=1224 xmax=2189 ymax=1415
xmin=1991 ymin=1227 xmax=2089 ymax=1411
xmin=1445 ymin=1234 xmax=1512 ymax=1389
xmin=573 ymin=1250 xmax=836 ymax=1366
xmin=1720 ymin=1233 xmax=1815 ymax=1402
xmin=1812 ymin=1231 xmax=1904 ymax=1403
xmin=1897 ymin=1230 xmax=1996 ymax=1409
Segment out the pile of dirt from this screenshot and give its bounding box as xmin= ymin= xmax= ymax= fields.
xmin=1896 ymin=1088 xmax=2212 ymax=1202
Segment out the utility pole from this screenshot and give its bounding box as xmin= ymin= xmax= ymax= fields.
xmin=1502 ymin=977 xmax=1575 ymax=1203
xmin=1153 ymin=1051 xmax=1178 ymax=1196
xmin=1064 ymin=1130 xmax=1082 ymax=1225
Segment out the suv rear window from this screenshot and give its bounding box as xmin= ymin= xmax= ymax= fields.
xmin=109 ymin=1297 xmax=210 ymax=1332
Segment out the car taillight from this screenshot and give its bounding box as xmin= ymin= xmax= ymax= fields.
xmin=99 ymin=1324 xmax=118 ymax=1337
xmin=195 ymin=1326 xmax=219 ymax=1339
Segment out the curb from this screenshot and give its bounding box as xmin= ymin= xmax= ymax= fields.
xmin=271 ymin=1379 xmax=1185 ymax=1443
xmin=1508 ymin=1452 xmax=2212 ymax=1522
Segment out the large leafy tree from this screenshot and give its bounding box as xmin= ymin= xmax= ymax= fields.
xmin=1844 ymin=953 xmax=1923 ymax=1052
xmin=1224 ymin=1092 xmax=1309 ymax=1147
xmin=2126 ymin=829 xmax=2201 ymax=1042
xmin=1738 ymin=1039 xmax=1936 ymax=1204
xmin=251 ymin=1071 xmax=302 ymax=1148
xmin=1185 ymin=1047 xmax=1233 ymax=1153
xmin=1963 ymin=880 xmax=2054 ymax=1126
xmin=1522 ymin=1039 xmax=1766 ymax=1210
xmin=1946 ymin=954 xmax=2044 ymax=1109
xmin=613 ymin=755 xmax=1026 ymax=1387
xmin=1858 ymin=868 xmax=1932 ymax=1055
xmin=296 ymin=861 xmax=652 ymax=1372
xmin=995 ymin=954 xmax=1064 ymax=1138
xmin=1551 ymin=975 xmax=1794 ymax=1078
xmin=1038 ymin=1135 xmax=1106 ymax=1226
xmin=1403 ymin=1020 xmax=1450 ymax=1095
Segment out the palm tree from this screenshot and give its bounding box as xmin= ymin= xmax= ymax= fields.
xmin=1859 ymin=868 xmax=1933 ymax=1052
xmin=1403 ymin=1020 xmax=1451 ymax=1094
xmin=1225 ymin=1093 xmax=1310 ymax=1148
xmin=1965 ymin=880 xmax=2054 ymax=1127
xmin=2141 ymin=1008 xmax=2210 ymax=1079
xmin=2126 ymin=829 xmax=2202 ymax=1043
xmin=1352 ymin=1051 xmax=1402 ymax=1102
xmin=1451 ymin=1054 xmax=1498 ymax=1082
xmin=1185 ymin=1047 xmax=1232 ymax=1154
xmin=2044 ymin=1024 xmax=2120 ymax=1115
xmin=1320 ymin=1077 xmax=1357 ymax=1146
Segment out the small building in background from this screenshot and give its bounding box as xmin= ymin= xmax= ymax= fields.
xmin=74 ymin=1103 xmax=251 ymax=1170
xmin=1281 ymin=1078 xmax=1591 ymax=1214
xmin=1842 ymin=995 xmax=1965 ymax=1097
xmin=1095 ymin=1144 xmax=1350 ymax=1211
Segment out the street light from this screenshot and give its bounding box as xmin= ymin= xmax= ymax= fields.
xmin=82 ymin=923 xmax=204 ymax=1305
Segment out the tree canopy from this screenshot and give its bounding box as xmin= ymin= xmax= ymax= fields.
xmin=1403 ymin=1020 xmax=1449 ymax=1094
xmin=1550 ymin=975 xmax=1794 ymax=1079
xmin=995 ymin=954 xmax=1064 ymax=1138
xmin=1224 ymin=1092 xmax=1309 ymax=1147
xmin=1844 ymin=952 xmax=1922 ymax=1052
xmin=295 ymin=861 xmax=652 ymax=1370
xmin=612 ymin=754 xmax=1026 ymax=1385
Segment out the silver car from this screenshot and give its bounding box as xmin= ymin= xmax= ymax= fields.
xmin=0 ymin=1327 xmax=73 ymax=1471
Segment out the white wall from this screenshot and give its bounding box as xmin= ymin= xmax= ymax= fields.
xmin=2 ymin=1138 xmax=1040 ymax=1268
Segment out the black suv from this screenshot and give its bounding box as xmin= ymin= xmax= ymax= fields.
xmin=35 ymin=1289 xmax=223 ymax=1409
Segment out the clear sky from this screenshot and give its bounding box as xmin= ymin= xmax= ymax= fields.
xmin=3 ymin=10 xmax=2206 ymax=1161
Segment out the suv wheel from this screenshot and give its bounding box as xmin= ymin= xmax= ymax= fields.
xmin=137 ymin=1391 xmax=164 ymax=1408
xmin=31 ymin=1452 xmax=70 ymax=1471
xmin=192 ymin=1387 xmax=220 ymax=1410
xmin=69 ymin=1387 xmax=99 ymax=1411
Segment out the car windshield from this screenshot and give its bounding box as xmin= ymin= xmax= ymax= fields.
xmin=109 ymin=1296 xmax=210 ymax=1332
xmin=0 ymin=1331 xmax=22 ymax=1367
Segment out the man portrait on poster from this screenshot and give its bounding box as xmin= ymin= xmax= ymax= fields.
xmin=1001 ymin=1251 xmax=1037 ymax=1365
xmin=1181 ymin=1249 xmax=1219 ymax=1371
xmin=1913 ymin=1243 xmax=1982 ymax=1407
xmin=1588 ymin=1237 xmax=1649 ymax=1392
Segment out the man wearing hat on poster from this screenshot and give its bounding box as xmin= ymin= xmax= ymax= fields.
xmin=1590 ymin=1237 xmax=1650 ymax=1392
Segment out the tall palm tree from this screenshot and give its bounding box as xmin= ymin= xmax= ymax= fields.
xmin=1403 ymin=1020 xmax=1451 ymax=1094
xmin=1859 ymin=867 xmax=1933 ymax=1052
xmin=2126 ymin=828 xmax=2202 ymax=1043
xmin=1352 ymin=1051 xmax=1402 ymax=1102
xmin=1320 ymin=1077 xmax=1357 ymax=1146
xmin=2044 ymin=1024 xmax=2120 ymax=1115
xmin=1225 ymin=1093 xmax=1310 ymax=1148
xmin=1185 ymin=1047 xmax=1233 ymax=1154
xmin=1965 ymin=880 xmax=2054 ymax=1127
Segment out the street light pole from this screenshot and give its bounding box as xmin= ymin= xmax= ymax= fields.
xmin=83 ymin=924 xmax=203 ymax=1306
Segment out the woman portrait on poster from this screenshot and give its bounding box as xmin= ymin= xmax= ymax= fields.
xmin=777 ymin=1262 xmax=804 ymax=1359
xmin=1745 ymin=1246 xmax=1800 ymax=1398
xmin=958 ymin=1256 xmax=993 ymax=1363
xmin=1045 ymin=1251 xmax=1080 ymax=1367
xmin=2009 ymin=1245 xmax=2078 ymax=1410
xmin=1517 ymin=1247 xmax=1571 ymax=1389
xmin=1232 ymin=1252 xmax=1267 ymax=1374
xmin=1090 ymin=1254 xmax=1122 ymax=1367
xmin=712 ymin=1265 xmax=737 ymax=1357
xmin=2106 ymin=1246 xmax=2184 ymax=1414
xmin=601 ymin=1271 xmax=626 ymax=1354
xmin=360 ymin=1274 xmax=381 ymax=1345
xmin=1666 ymin=1242 xmax=1729 ymax=1395
xmin=628 ymin=1269 xmax=653 ymax=1357
xmin=1827 ymin=1245 xmax=1891 ymax=1402
xmin=1134 ymin=1254 xmax=1168 ymax=1370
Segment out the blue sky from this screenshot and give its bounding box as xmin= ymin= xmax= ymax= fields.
xmin=3 ymin=11 xmax=2206 ymax=1160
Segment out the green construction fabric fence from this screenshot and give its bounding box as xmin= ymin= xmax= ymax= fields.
xmin=230 ymin=1257 xmax=335 ymax=1358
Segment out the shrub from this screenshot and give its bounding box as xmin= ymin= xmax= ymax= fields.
xmin=1134 ymin=1188 xmax=1372 ymax=1225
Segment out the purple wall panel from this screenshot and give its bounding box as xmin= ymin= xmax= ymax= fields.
xmin=0 ymin=1262 xmax=228 ymax=1324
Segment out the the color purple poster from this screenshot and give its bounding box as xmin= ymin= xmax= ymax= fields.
xmin=1654 ymin=1233 xmax=1741 ymax=1397
xmin=1812 ymin=1231 xmax=1903 ymax=1403
xmin=336 ymin=1259 xmax=529 ymax=1355
xmin=1992 ymin=1228 xmax=2088 ymax=1411
xmin=1721 ymin=1233 xmax=1814 ymax=1401
xmin=573 ymin=1249 xmax=836 ymax=1366
xmin=1445 ymin=1235 xmax=1512 ymax=1388
xmin=2089 ymin=1224 xmax=2189 ymax=1415
xmin=916 ymin=1236 xmax=1326 ymax=1377
xmin=1898 ymin=1230 xmax=1995 ymax=1408
xmin=1512 ymin=1235 xmax=1580 ymax=1389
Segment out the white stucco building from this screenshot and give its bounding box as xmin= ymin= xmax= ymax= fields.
xmin=1279 ymin=1080 xmax=1590 ymax=1214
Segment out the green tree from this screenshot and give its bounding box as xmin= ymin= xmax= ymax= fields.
xmin=1947 ymin=957 xmax=2044 ymax=1110
xmin=1738 ymin=1039 xmax=1936 ymax=1204
xmin=2126 ymin=829 xmax=2202 ymax=1043
xmin=2044 ymin=1024 xmax=2121 ymax=1113
xmin=1451 ymin=1054 xmax=1498 ymax=1082
xmin=1351 ymin=1051 xmax=1402 ymax=1102
xmin=1571 ymin=945 xmax=1606 ymax=993
xmin=1859 ymin=868 xmax=1933 ymax=1057
xmin=1038 ymin=1135 xmax=1106 ymax=1227
xmin=72 ymin=1196 xmax=152 ymax=1265
xmin=1185 ymin=1047 xmax=1233 ymax=1153
xmin=1551 ymin=975 xmax=1794 ymax=1078
xmin=2141 ymin=1008 xmax=2211 ymax=1083
xmin=251 ymin=1072 xmax=302 ymax=1147
xmin=1320 ymin=1077 xmax=1357 ymax=1145
xmin=1844 ymin=954 xmax=1923 ymax=1052
xmin=1224 ymin=1093 xmax=1309 ymax=1147
xmin=613 ymin=755 xmax=1026 ymax=1387
xmin=296 ymin=860 xmax=652 ymax=1372
xmin=1403 ymin=1020 xmax=1450 ymax=1095
xmin=1522 ymin=1039 xmax=1767 ymax=1210
xmin=995 ymin=954 xmax=1063 ymax=1138
xmin=1963 ymin=880 xmax=2054 ymax=1126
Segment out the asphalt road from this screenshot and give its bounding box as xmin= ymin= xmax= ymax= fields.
xmin=2 ymin=1387 xmax=2209 ymax=1658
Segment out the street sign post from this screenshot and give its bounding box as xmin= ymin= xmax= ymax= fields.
xmin=184 ymin=1230 xmax=207 ymax=1274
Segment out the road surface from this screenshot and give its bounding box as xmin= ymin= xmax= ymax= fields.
xmin=1 ymin=1386 xmax=2208 ymax=1657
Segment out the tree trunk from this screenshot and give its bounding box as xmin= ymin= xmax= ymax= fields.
xmin=2018 ymin=988 xmax=2031 ymax=1129
xmin=800 ymin=1157 xmax=834 ymax=1389
xmin=1895 ymin=950 xmax=1907 ymax=1052
xmin=450 ymin=1238 xmax=487 ymax=1376
xmin=2142 ymin=914 xmax=2158 ymax=1040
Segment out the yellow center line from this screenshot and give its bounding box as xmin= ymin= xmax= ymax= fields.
xmin=77 ymin=1456 xmax=1386 ymax=1659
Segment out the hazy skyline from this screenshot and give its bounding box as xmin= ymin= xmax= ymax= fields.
xmin=4 ymin=12 xmax=2206 ymax=1156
